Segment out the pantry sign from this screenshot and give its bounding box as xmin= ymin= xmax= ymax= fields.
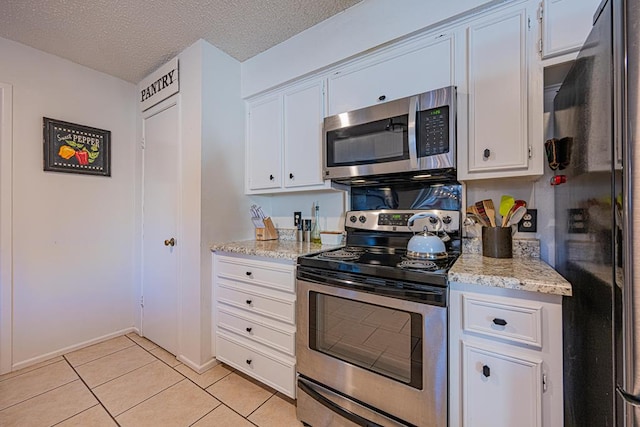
xmin=139 ymin=57 xmax=179 ymax=111
xmin=43 ymin=118 xmax=111 ymax=176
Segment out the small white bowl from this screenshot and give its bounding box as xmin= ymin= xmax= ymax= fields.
xmin=320 ymin=231 xmax=344 ymax=245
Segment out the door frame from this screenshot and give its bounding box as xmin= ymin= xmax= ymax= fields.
xmin=0 ymin=83 xmax=13 ymax=374
xmin=140 ymin=95 xmax=183 ymax=354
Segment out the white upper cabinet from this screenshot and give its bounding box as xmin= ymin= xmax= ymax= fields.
xmin=457 ymin=1 xmax=544 ymax=180
xmin=245 ymin=79 xmax=330 ymax=194
xmin=540 ymin=0 xmax=602 ymax=59
xmin=283 ymin=81 xmax=324 ymax=188
xmin=246 ymin=95 xmax=282 ymax=191
xmin=327 ymin=34 xmax=455 ymax=116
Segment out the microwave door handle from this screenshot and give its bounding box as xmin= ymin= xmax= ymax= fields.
xmin=408 ymin=96 xmax=418 ymax=169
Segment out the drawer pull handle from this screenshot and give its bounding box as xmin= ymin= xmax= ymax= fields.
xmin=492 ymin=318 xmax=507 ymax=326
xmin=246 ymin=359 xmax=252 ymax=365
xmin=482 ymin=365 xmax=491 ymax=377
xmin=246 ymin=299 xmax=252 ymax=305
xmin=245 ymin=271 xmax=252 ymax=276
xmin=246 ymin=327 xmax=252 ymax=333
xmin=378 ymin=95 xmax=386 ymax=101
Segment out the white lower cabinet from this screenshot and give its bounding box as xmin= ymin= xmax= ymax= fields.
xmin=213 ymin=253 xmax=296 ymax=398
xmin=449 ymin=282 xmax=563 ymax=427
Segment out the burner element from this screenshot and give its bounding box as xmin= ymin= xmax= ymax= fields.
xmin=318 ymin=249 xmax=361 ymax=261
xmin=398 ymin=260 xmax=438 ymax=270
xmin=405 ymin=250 xmax=448 ymax=260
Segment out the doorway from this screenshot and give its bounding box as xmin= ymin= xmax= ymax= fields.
xmin=141 ymin=98 xmax=180 ymax=355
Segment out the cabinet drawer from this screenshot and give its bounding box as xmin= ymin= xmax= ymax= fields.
xmin=216 ymin=332 xmax=296 ymax=398
xmin=216 ymin=256 xmax=294 ymax=293
xmin=217 ymin=306 xmax=295 ymax=356
xmin=216 ymin=281 xmax=295 ymax=324
xmin=462 ymin=294 xmax=543 ymax=348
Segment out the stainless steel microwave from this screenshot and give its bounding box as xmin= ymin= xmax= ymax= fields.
xmin=323 ymin=86 xmax=456 ymax=182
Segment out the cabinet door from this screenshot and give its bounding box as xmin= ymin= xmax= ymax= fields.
xmin=542 ymin=0 xmax=602 ymax=58
xmin=283 ymin=80 xmax=324 ymax=188
xmin=327 ymin=35 xmax=454 ymax=115
xmin=462 ymin=342 xmax=542 ymax=427
xmin=466 ymin=8 xmax=530 ymax=175
xmin=246 ymin=95 xmax=282 ymax=191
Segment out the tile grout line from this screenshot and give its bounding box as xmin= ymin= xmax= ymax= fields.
xmin=130 ymin=342 xmax=262 ymax=427
xmin=61 ymin=354 xmax=122 ymax=427
xmin=0 ymin=373 xmax=78 ymax=413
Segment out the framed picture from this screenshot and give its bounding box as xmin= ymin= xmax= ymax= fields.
xmin=43 ymin=118 xmax=111 ymax=176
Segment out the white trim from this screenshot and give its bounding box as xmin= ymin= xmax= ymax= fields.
xmin=177 ymin=354 xmax=219 ymax=374
xmin=0 ymin=83 xmax=13 ymax=375
xmin=11 ymin=327 xmax=137 ymax=372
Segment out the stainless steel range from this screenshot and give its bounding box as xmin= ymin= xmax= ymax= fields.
xmin=296 ymin=202 xmax=461 ymax=427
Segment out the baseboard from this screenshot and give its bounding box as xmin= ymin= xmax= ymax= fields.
xmin=11 ymin=327 xmax=137 ymax=372
xmin=177 ymin=354 xmax=220 ymax=374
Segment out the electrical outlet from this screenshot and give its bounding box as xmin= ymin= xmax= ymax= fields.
xmin=518 ymin=209 xmax=537 ymax=232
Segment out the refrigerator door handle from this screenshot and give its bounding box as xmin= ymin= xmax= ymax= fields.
xmin=617 ymin=386 xmax=640 ymax=407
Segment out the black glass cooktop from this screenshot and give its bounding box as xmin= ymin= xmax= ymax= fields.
xmin=298 ymin=245 xmax=459 ymax=287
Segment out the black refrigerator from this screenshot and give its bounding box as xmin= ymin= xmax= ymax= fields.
xmin=553 ymin=0 xmax=639 ymax=426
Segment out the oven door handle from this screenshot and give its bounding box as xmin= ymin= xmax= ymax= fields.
xmin=298 ymin=377 xmax=384 ymax=427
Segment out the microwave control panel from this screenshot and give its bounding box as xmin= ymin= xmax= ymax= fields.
xmin=417 ymin=105 xmax=449 ymax=157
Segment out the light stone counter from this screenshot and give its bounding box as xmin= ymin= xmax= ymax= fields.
xmin=449 ymin=253 xmax=572 ymax=296
xmin=211 ymin=240 xmax=341 ymax=261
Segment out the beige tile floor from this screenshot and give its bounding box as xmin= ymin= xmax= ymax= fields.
xmin=0 ymin=333 xmax=302 ymax=426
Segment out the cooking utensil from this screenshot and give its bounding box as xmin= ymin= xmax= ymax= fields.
xmin=501 ymin=199 xmax=527 ymax=227
xmin=468 ymin=207 xmax=490 ymax=227
xmin=482 ymin=199 xmax=497 ymax=227
xmin=499 ymin=195 xmax=515 ymax=218
xmin=507 ymin=206 xmax=527 ymax=227
xmin=474 ymin=201 xmax=493 ymax=228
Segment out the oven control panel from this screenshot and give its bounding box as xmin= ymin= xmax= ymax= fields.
xmin=346 ymin=209 xmax=460 ymax=233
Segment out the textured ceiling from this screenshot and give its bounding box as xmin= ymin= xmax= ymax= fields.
xmin=0 ymin=0 xmax=362 ymax=83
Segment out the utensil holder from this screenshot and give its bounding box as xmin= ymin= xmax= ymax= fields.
xmin=255 ymin=217 xmax=278 ymax=241
xmin=482 ymin=226 xmax=512 ymax=258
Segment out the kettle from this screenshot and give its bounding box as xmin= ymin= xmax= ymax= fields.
xmin=406 ymin=212 xmax=448 ymax=260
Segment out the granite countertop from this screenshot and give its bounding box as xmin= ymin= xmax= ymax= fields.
xmin=449 ymin=253 xmax=572 ymax=296
xmin=212 ymin=239 xmax=572 ymax=297
xmin=211 ymin=240 xmax=340 ymax=261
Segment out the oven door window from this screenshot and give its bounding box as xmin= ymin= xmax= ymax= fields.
xmin=326 ymin=115 xmax=409 ymax=167
xmin=309 ymin=291 xmax=422 ymax=389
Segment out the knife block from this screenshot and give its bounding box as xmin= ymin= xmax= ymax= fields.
xmin=255 ymin=217 xmax=278 ymax=241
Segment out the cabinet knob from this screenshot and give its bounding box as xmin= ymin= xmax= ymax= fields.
xmin=246 ymin=299 xmax=252 ymax=305
xmin=483 ymin=148 xmax=491 ymax=159
xmin=289 ymin=173 xmax=294 ymax=179
xmin=246 ymin=327 xmax=252 ymax=333
xmin=269 ymin=174 xmax=274 ymax=181
xmin=482 ymin=365 xmax=491 ymax=378
xmin=245 ymin=271 xmax=252 ymax=276
xmin=378 ymin=95 xmax=386 ymax=101
xmin=164 ymin=238 xmax=176 ymax=247
xmin=246 ymin=359 xmax=252 ymax=365
xmin=492 ymin=318 xmax=507 ymax=326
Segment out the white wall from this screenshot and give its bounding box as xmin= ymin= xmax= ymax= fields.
xmin=0 ymin=37 xmax=137 ymax=368
xmin=241 ymin=0 xmax=498 ymax=97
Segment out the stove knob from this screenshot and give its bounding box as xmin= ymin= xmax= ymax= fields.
xmin=359 ymin=215 xmax=366 ymax=223
xmin=442 ymin=216 xmax=452 ymax=225
xmin=429 ymin=217 xmax=438 ymax=224
xmin=350 ymin=215 xmax=357 ymax=223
